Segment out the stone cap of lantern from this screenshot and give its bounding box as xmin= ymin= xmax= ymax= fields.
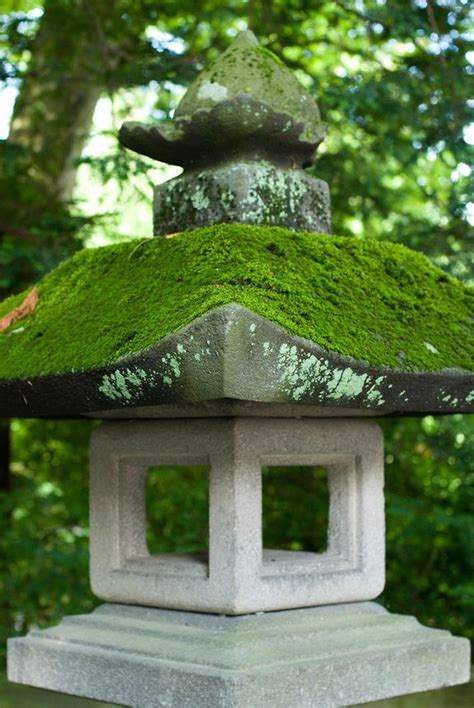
xmin=119 ymin=31 xmax=331 ymax=235
xmin=0 ymin=33 xmax=472 ymax=419
xmin=119 ymin=31 xmax=326 ymax=170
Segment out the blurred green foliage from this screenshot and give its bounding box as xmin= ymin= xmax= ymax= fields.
xmin=0 ymin=419 xmax=98 ymax=660
xmin=146 ymin=465 xmax=209 ymax=554
xmin=262 ymin=466 xmax=329 ymax=553
xmin=1 ymin=0 xmax=473 ymax=285
xmin=381 ymin=414 xmax=474 ymax=639
xmin=146 ymin=464 xmax=330 ymax=555
xmin=0 ymin=0 xmax=472 ymax=675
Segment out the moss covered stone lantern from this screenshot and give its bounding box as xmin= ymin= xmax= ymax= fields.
xmin=3 ymin=30 xmax=472 ymax=708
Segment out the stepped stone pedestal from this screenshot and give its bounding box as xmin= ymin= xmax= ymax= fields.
xmin=8 ymin=602 xmax=469 ymax=708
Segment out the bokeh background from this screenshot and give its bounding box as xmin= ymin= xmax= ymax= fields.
xmin=0 ymin=0 xmax=473 ymax=704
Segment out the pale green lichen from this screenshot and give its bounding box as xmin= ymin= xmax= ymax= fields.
xmin=190 ymin=187 xmax=210 ymax=211
xmin=327 ymin=367 xmax=369 ymax=400
xmin=440 ymin=392 xmax=460 ymax=407
xmin=236 ymin=161 xmax=310 ymax=225
xmin=365 ymin=377 xmax=386 ymax=406
xmin=155 ymin=159 xmax=328 ymax=235
xmin=276 ymin=342 xmax=387 ymax=405
xmin=196 ymin=79 xmax=229 ymax=103
xmin=424 ymin=341 xmax=439 ymax=354
xmin=99 ymin=346 xmax=187 ymax=402
xmin=99 ymin=368 xmax=148 ymax=402
xmin=160 ymin=351 xmax=182 ymax=380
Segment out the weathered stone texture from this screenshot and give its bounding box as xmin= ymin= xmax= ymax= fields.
xmin=154 ymin=160 xmax=331 ymax=235
xmin=120 ymin=30 xmax=330 ymax=234
xmin=119 ymin=32 xmax=326 ymax=171
xmin=89 ymin=417 xmax=384 ymax=614
xmin=8 ymin=602 xmax=470 ymax=707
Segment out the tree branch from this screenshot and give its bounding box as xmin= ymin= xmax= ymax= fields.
xmin=333 ymin=0 xmax=389 ymax=30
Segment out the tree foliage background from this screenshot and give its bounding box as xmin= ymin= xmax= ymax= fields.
xmin=0 ymin=0 xmax=473 ymax=669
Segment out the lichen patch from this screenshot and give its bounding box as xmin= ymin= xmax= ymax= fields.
xmin=275 ymin=343 xmax=387 ymax=405
xmin=197 ymin=79 xmax=229 ymax=103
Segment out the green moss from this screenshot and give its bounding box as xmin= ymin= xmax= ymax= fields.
xmin=0 ymin=224 xmax=472 ymax=379
xmin=256 ymin=46 xmax=284 ymax=66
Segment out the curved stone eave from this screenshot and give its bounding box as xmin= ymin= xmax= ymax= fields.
xmin=119 ymin=97 xmax=325 ymax=169
xmin=0 ymin=303 xmax=472 ymax=419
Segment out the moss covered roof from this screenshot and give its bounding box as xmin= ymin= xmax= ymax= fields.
xmin=0 ymin=224 xmax=472 ymax=381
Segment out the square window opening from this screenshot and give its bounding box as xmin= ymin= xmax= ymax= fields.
xmin=262 ymin=465 xmax=329 ymax=556
xmin=145 ymin=465 xmax=209 ymax=557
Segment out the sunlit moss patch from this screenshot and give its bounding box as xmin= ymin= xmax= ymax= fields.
xmin=0 ymin=223 xmax=472 ymax=379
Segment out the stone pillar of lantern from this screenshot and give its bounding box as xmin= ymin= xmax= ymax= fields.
xmin=6 ymin=31 xmax=470 ymax=708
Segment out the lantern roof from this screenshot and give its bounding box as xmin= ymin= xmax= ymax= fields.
xmin=0 ymin=224 xmax=472 ymax=418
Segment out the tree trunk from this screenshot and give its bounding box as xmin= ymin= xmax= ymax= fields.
xmin=7 ymin=1 xmax=110 ymax=206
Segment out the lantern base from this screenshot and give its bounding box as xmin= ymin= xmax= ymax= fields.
xmin=8 ymin=601 xmax=470 ymax=707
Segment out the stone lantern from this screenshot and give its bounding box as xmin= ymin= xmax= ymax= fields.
xmin=2 ymin=31 xmax=472 ymax=708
